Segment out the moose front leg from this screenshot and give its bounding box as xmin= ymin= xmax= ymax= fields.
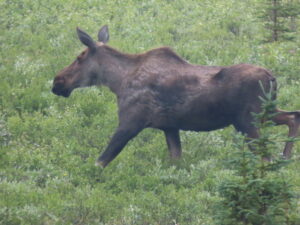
xmin=96 ymin=123 xmax=143 ymax=168
xmin=164 ymin=129 xmax=182 ymax=159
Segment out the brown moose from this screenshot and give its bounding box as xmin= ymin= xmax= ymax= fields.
xmin=52 ymin=25 xmax=300 ymax=168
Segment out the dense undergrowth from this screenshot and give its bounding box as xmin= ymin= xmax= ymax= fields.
xmin=1 ymin=0 xmax=300 ymax=224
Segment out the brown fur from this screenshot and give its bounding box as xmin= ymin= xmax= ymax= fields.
xmin=52 ymin=26 xmax=300 ymax=167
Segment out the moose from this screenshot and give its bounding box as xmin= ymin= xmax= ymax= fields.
xmin=52 ymin=25 xmax=300 ymax=168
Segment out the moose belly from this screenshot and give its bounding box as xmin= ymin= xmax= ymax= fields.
xmin=151 ymin=110 xmax=234 ymax=132
xmin=178 ymin=116 xmax=232 ymax=131
xmin=149 ymin=94 xmax=237 ymax=131
xmin=178 ymin=106 xmax=236 ymax=131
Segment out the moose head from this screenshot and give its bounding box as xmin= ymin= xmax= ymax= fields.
xmin=52 ymin=25 xmax=110 ymax=97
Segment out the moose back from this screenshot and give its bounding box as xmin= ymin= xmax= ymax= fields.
xmin=52 ymin=25 xmax=300 ymax=167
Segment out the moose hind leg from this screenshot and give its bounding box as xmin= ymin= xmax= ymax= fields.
xmin=272 ymin=109 xmax=300 ymax=158
xmin=233 ymin=121 xmax=265 ymax=159
xmin=164 ymin=129 xmax=182 ymax=159
xmin=234 ymin=118 xmax=259 ymax=140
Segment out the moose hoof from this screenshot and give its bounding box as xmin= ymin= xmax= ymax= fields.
xmin=95 ymin=160 xmax=106 ymax=168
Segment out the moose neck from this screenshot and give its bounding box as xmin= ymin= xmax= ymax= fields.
xmin=98 ymin=46 xmax=140 ymax=95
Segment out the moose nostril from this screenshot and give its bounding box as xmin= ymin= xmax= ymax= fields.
xmin=53 ymin=77 xmax=67 ymax=89
xmin=54 ymin=76 xmax=65 ymax=84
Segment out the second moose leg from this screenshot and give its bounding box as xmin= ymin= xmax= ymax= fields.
xmin=234 ymin=108 xmax=260 ymax=140
xmin=233 ymin=109 xmax=263 ymax=154
xmin=233 ymin=121 xmax=259 ymax=143
xmin=164 ymin=129 xmax=182 ymax=159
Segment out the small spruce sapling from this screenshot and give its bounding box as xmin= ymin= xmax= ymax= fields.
xmin=216 ymin=81 xmax=298 ymax=225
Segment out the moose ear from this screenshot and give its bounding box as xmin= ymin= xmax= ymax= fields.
xmin=76 ymin=27 xmax=96 ymax=50
xmin=98 ymin=25 xmax=109 ymax=43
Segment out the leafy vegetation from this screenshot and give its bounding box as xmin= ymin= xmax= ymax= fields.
xmin=1 ymin=0 xmax=300 ymax=224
